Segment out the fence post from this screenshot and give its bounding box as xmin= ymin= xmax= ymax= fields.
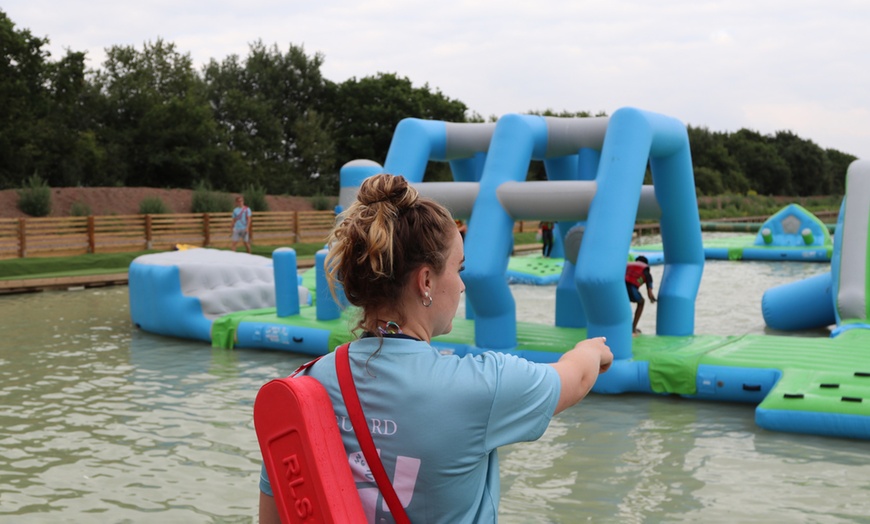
xmin=293 ymin=211 xmax=300 ymax=243
xmin=87 ymin=216 xmax=96 ymax=254
xmin=203 ymin=213 xmax=211 ymax=247
xmin=145 ymin=215 xmax=153 ymax=250
xmin=17 ymin=217 xmax=26 ymax=258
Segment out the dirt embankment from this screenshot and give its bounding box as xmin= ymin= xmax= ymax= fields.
xmin=0 ymin=187 xmax=315 ymax=218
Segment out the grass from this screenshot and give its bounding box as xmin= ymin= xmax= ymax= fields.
xmin=0 ymin=242 xmax=328 ymax=281
xmin=697 ymin=194 xmax=842 ymax=220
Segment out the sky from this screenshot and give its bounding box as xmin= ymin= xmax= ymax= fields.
xmin=5 ymin=0 xmax=870 ymax=161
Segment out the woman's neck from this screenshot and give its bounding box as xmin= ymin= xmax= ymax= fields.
xmin=368 ymin=313 xmax=431 ymax=343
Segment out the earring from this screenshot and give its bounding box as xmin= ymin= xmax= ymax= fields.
xmin=422 ymin=291 xmax=433 ymax=308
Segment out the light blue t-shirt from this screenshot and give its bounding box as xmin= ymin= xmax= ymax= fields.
xmin=259 ymin=336 xmax=561 ymax=523
xmin=232 ymin=206 xmax=250 ymax=231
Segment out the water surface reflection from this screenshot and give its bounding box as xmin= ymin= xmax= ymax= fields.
xmin=2 ymin=257 xmax=868 ymax=522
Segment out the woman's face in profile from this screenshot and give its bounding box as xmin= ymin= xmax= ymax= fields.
xmin=428 ymin=228 xmax=465 ymax=337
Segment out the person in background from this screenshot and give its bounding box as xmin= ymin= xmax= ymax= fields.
xmin=626 ymin=255 xmax=656 ymax=334
xmin=539 ymin=220 xmax=555 ymax=257
xmin=231 ymin=195 xmax=252 ymax=253
xmin=258 ymin=174 xmax=612 ymax=523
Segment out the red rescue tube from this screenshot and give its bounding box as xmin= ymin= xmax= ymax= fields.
xmin=254 ymin=377 xmax=366 ymax=523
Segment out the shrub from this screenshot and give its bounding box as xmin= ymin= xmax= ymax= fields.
xmin=139 ymin=196 xmax=170 ymax=214
xmin=310 ymin=193 xmax=332 ymax=211
xmin=191 ymin=182 xmax=233 ymax=213
xmin=17 ymin=175 xmax=53 ymax=217
xmin=70 ymin=201 xmax=91 ymax=217
xmin=242 ymin=184 xmax=269 ymax=212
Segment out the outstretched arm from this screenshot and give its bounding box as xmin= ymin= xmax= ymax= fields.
xmin=549 ymin=337 xmax=613 ymax=414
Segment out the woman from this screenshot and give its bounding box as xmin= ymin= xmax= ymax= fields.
xmin=259 ymin=174 xmax=612 ymax=523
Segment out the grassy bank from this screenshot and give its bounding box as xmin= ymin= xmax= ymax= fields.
xmin=697 ymin=194 xmax=841 ymax=220
xmin=0 ymin=242 xmax=327 ymax=281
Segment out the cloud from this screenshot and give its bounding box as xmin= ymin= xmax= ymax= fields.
xmin=4 ymin=0 xmax=870 ymax=159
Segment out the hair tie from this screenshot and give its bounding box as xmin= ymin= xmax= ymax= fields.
xmin=368 ymin=195 xmax=394 ymax=205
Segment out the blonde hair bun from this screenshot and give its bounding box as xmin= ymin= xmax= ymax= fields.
xmin=356 ymin=174 xmax=419 ymax=209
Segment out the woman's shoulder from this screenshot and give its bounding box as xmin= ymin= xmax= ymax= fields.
xmin=448 ymin=350 xmax=554 ymax=378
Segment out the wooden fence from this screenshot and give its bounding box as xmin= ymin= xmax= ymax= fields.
xmin=2 ymin=213 xmax=736 ymax=261
xmin=0 ymin=211 xmax=337 ymax=260
xmin=0 ymin=213 xmax=542 ymax=260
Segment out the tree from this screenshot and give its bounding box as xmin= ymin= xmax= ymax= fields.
xmin=772 ymin=131 xmax=829 ymax=196
xmin=204 ymin=41 xmax=330 ymax=194
xmin=687 ymin=126 xmax=749 ymax=195
xmin=39 ymin=50 xmax=107 ymax=187
xmin=725 ymin=129 xmax=791 ymax=195
xmin=0 ymin=11 xmax=51 ymax=188
xmin=325 ymin=73 xmax=468 ymax=170
xmin=291 ymin=110 xmax=337 ymax=195
xmin=92 ymin=39 xmax=219 ymax=188
xmin=824 ymin=148 xmax=856 ymax=195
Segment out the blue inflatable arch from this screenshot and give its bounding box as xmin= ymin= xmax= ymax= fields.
xmin=339 ymin=109 xmax=704 ymax=362
xmin=577 ymin=108 xmax=704 ymax=360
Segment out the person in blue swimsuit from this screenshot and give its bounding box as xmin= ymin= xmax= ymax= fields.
xmin=231 ymin=195 xmax=252 ymax=253
xmin=258 ymin=174 xmax=613 ymax=523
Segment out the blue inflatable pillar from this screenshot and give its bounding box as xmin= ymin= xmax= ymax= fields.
xmin=383 ymin=119 xmax=447 ymax=182
xmin=464 ymin=114 xmax=548 ymax=349
xmin=552 ymin=148 xmax=600 ymax=324
xmin=649 ymin=122 xmax=704 ymax=336
xmin=542 ymin=156 xmax=576 ymax=257
xmin=556 ymin=260 xmax=587 ymax=328
xmin=339 ymin=159 xmax=385 ymax=211
xmin=577 ymin=108 xmax=703 ymax=360
xmin=449 ymin=153 xmax=487 ymax=182
xmin=762 ymin=272 xmax=836 ymax=330
xmin=273 ymin=248 xmax=300 ymax=318
xmin=315 ymin=250 xmax=342 ymax=321
xmin=577 ymin=148 xmax=601 ymax=180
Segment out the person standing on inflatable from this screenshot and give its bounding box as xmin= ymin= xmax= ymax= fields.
xmin=626 ymin=255 xmax=656 ymax=335
xmin=539 ymin=220 xmax=555 ymax=257
xmin=257 ymin=174 xmax=613 ymax=523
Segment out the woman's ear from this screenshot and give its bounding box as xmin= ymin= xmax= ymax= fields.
xmin=413 ymin=265 xmax=432 ymax=296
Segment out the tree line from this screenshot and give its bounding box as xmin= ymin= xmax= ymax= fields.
xmin=0 ymin=10 xmax=857 ymax=197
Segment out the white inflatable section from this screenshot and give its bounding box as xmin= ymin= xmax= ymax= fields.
xmin=838 ymin=162 xmax=870 ymax=320
xmin=134 ymin=249 xmax=277 ymax=320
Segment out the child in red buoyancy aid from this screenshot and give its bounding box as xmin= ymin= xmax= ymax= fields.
xmin=625 ymin=255 xmax=656 ymax=334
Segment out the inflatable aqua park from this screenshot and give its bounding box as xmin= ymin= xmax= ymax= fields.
xmin=129 ymin=109 xmax=870 ymax=441
xmin=630 ymin=203 xmax=834 ymax=263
